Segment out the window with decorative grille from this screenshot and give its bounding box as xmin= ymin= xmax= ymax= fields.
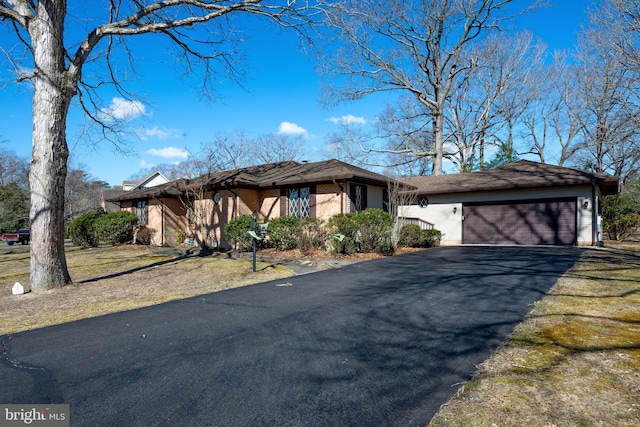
xmin=136 ymin=200 xmax=147 ymax=225
xmin=288 ymin=187 xmax=310 ymax=218
xmin=349 ymin=184 xmax=367 ymax=213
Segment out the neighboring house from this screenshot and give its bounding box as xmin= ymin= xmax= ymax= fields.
xmin=101 ymin=171 xmax=169 ymax=213
xmin=399 ymin=160 xmax=619 ymax=246
xmin=107 ymin=159 xmax=394 ymax=248
xmin=122 ymin=171 xmax=170 ymax=191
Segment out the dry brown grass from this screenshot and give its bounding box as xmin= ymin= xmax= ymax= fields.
xmin=0 ymin=244 xmax=293 ymax=335
xmin=429 ymin=247 xmax=640 ymax=427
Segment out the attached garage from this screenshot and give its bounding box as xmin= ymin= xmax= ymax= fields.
xmin=462 ymin=199 xmax=576 ymax=245
xmin=400 ymin=161 xmax=619 ymax=247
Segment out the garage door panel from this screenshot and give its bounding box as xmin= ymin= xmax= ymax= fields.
xmin=463 ymin=199 xmax=576 ymax=245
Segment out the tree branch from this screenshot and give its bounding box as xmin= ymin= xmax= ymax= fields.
xmin=0 ymin=0 xmax=34 ymax=27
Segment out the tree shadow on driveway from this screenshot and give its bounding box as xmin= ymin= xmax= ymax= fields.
xmin=0 ymin=246 xmax=584 ymax=426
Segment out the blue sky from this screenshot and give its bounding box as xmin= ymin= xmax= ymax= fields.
xmin=0 ymin=0 xmax=591 ymax=186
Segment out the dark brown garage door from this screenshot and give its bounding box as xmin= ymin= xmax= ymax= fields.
xmin=463 ymin=199 xmax=576 ymax=245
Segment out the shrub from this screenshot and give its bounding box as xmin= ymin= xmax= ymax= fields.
xmin=356 ymin=208 xmax=394 ymax=254
xmin=95 ymin=211 xmax=138 ymax=245
xmin=397 ymin=225 xmax=442 ymax=248
xmin=135 ymin=226 xmax=156 ymax=245
xmin=397 ymin=224 xmax=424 ymax=248
xmin=602 ymin=195 xmax=640 ymax=240
xmin=68 ymin=211 xmax=104 ymax=247
xmin=328 ymin=210 xmax=394 ymax=255
xmin=224 ymin=215 xmax=254 ymax=251
xmin=297 ymin=218 xmax=329 ymax=254
xmin=606 ymin=212 xmax=640 ymax=241
xmin=265 ymin=216 xmax=301 ymax=250
xmin=423 ymin=229 xmax=442 ymax=247
xmin=327 ymin=213 xmax=360 ymax=255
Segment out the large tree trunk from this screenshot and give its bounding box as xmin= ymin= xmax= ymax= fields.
xmin=29 ymin=0 xmax=72 ymax=290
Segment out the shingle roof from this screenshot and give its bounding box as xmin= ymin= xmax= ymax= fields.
xmin=106 ymin=180 xmax=187 ymax=202
xmin=258 ymin=159 xmax=392 ymax=187
xmin=401 ymin=160 xmax=619 ymax=196
xmin=107 ymin=159 xmax=393 ymax=202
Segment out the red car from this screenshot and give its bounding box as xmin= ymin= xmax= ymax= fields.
xmin=2 ymin=229 xmax=30 ymax=245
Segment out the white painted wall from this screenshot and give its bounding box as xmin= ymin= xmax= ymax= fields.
xmin=399 ymin=185 xmax=597 ymax=246
xmin=399 ymin=203 xmax=462 ymax=245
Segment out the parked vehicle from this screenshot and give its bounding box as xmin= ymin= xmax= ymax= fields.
xmin=2 ymin=229 xmax=30 ymax=245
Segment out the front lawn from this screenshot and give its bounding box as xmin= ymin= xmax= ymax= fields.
xmin=429 ymin=247 xmax=640 ymax=426
xmin=0 ymin=245 xmax=293 ymax=335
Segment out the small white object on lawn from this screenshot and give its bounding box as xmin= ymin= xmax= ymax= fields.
xmin=12 ymin=282 xmax=25 ymax=295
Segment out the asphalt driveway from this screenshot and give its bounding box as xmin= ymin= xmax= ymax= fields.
xmin=0 ymin=246 xmax=583 ymax=426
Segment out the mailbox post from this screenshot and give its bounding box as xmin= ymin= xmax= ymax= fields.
xmin=247 ymin=211 xmax=270 ymax=272
xmin=252 ymin=211 xmax=258 ymax=272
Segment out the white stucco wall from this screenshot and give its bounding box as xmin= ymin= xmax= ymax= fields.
xmin=399 ymin=203 xmax=462 ymax=245
xmin=400 ymin=185 xmax=597 ymax=246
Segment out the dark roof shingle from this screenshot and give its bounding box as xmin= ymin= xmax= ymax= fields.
xmin=401 ymin=160 xmax=619 ymax=196
xmin=107 ymin=159 xmax=393 ymax=202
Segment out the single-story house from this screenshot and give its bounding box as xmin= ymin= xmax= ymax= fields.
xmin=107 ymin=159 xmax=394 ymax=248
xmin=399 ymin=160 xmax=619 ymax=246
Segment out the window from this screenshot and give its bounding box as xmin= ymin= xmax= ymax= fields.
xmin=349 ymin=184 xmax=367 ymax=213
xmin=288 ymin=187 xmax=310 ymax=218
xmin=136 ymin=200 xmax=147 ymax=225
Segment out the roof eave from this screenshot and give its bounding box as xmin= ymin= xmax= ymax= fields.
xmin=404 ymin=178 xmax=620 ymax=197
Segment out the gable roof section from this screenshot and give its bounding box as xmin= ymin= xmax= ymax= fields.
xmin=402 ymin=160 xmax=619 ymax=196
xmin=107 ymin=159 xmax=393 ymax=202
xmin=259 ymin=159 xmax=392 ymax=187
xmin=190 ymin=159 xmax=391 ymax=189
xmin=122 ymin=171 xmax=169 ymax=191
xmin=188 ymin=161 xmax=300 ymax=189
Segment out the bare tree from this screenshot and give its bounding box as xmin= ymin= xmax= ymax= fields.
xmin=0 ymin=146 xmax=29 ymax=188
xmin=324 ymin=120 xmax=378 ymax=168
xmin=546 ymin=51 xmax=588 ymax=166
xmin=0 ymin=0 xmax=313 ymax=290
xmin=520 ymin=83 xmax=554 ymax=165
xmin=567 ymin=13 xmax=640 ymax=185
xmin=64 ymin=167 xmax=106 ymax=220
xmin=604 ymin=0 xmax=640 ymax=70
xmin=319 ymin=0 xmax=540 ymax=175
xmin=252 ymin=132 xmax=305 ymax=163
xmin=444 ymin=31 xmax=546 ymax=172
xmin=205 ymin=130 xmax=255 ymax=170
xmin=488 ymin=32 xmax=546 ymax=168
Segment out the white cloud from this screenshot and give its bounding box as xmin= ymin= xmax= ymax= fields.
xmin=139 ymin=126 xmax=180 ymax=141
xmin=145 ymin=147 xmax=189 ymax=159
xmin=277 ymin=121 xmax=308 ymax=137
xmin=100 ymin=97 xmax=147 ymax=121
xmin=139 ymin=160 xmax=156 ymax=169
xmin=328 ymin=114 xmax=367 ymax=126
